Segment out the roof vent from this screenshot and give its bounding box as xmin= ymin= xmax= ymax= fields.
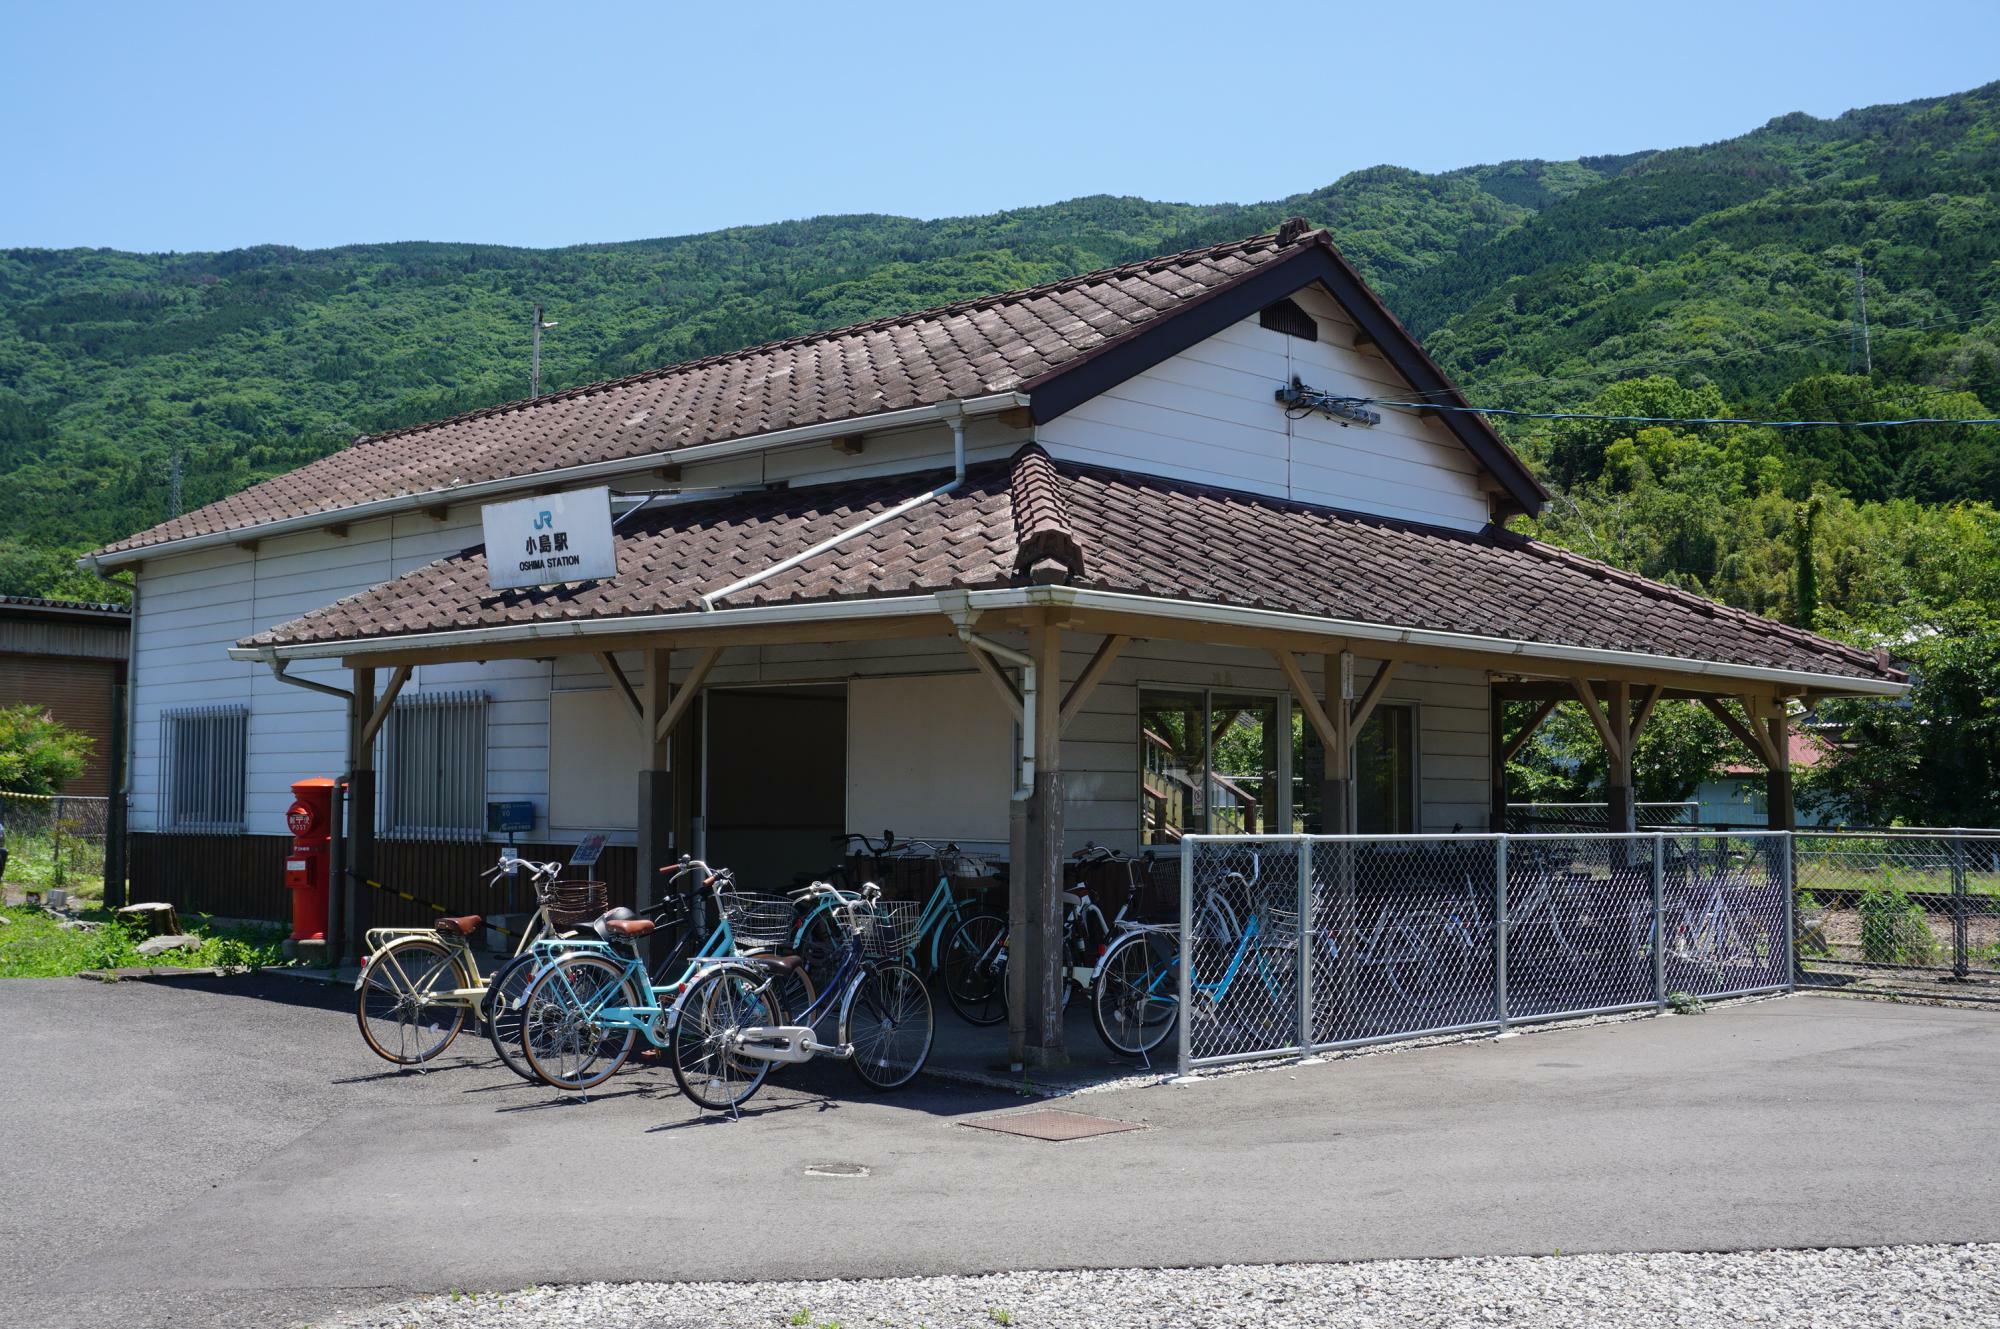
xmin=1276 ymin=216 xmax=1312 ymax=245
xmin=1260 ymin=298 xmax=1318 ymax=342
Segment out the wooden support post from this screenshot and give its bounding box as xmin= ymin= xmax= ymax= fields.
xmin=1059 ymin=633 xmax=1127 ymax=733
xmin=637 ymin=648 xmax=673 ymax=912
xmin=1322 ymin=652 xmax=1354 ymax=834
xmin=960 ymin=638 xmax=1024 ymax=723
xmin=1008 ymin=619 xmax=1067 ymax=1070
xmin=1605 ymin=680 xmax=1635 ymax=834
xmin=1572 ymin=678 xmax=1635 ymax=834
xmin=359 ymin=665 xmax=411 ymax=747
xmin=1761 ymin=699 xmax=1795 ymax=832
xmin=346 ymin=666 xmax=377 ymax=967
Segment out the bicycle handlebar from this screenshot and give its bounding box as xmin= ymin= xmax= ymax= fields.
xmin=484 ymin=857 xmax=563 ymax=885
xmin=832 ymin=830 xmax=896 ymax=855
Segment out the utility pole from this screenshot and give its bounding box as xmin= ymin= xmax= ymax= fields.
xmin=167 ymin=450 xmax=183 ymax=519
xmin=1853 ymin=261 xmax=1871 ymax=377
xmin=530 ymin=303 xmax=558 ymax=399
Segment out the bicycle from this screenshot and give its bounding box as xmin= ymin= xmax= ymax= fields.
xmin=485 ymin=857 xmax=743 ymax=1081
xmin=667 ymin=881 xmax=933 ymax=1111
xmin=940 ymin=844 xmax=1181 ymax=1057
xmin=1181 ymin=851 xmax=1303 ymax=1053
xmin=354 ymin=854 xmax=593 ymax=1067
xmin=801 ymin=832 xmax=1000 ymax=984
xmin=1663 ymin=837 xmax=1779 ymax=990
xmin=512 ymin=858 xmax=816 ymax=1093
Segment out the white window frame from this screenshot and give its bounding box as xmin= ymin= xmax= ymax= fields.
xmin=379 ymin=689 xmax=488 ymax=842
xmin=160 ymin=704 xmax=248 ymax=834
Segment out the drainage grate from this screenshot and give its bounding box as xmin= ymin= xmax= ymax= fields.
xmin=803 ymin=1162 xmax=870 ymax=1178
xmin=962 ymin=1109 xmax=1147 ymax=1142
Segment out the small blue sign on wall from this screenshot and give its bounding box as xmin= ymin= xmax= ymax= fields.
xmin=486 ymin=801 xmax=535 ymax=834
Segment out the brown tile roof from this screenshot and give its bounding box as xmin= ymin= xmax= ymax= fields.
xmin=98 ymin=230 xmax=1319 ymax=558
xmin=243 ymin=446 xmax=1902 ymax=688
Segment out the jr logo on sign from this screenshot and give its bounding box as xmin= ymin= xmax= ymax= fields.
xmin=533 ymin=510 xmax=554 ymax=530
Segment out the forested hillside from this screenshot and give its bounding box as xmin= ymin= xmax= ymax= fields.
xmin=4 ymin=84 xmax=1998 ymax=681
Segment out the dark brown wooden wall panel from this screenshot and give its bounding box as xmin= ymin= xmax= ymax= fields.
xmin=128 ymin=832 xmax=637 ymax=928
xmin=129 ymin=832 xmax=292 ymax=921
xmin=0 ymin=655 xmax=121 ymax=795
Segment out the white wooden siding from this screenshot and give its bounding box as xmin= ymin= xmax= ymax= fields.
xmin=1036 ymin=296 xmax=1492 ymax=530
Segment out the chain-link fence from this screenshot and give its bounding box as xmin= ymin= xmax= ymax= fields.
xmin=1794 ymin=832 xmax=2000 ymax=981
xmin=1177 ymin=831 xmax=1792 ymax=1071
xmin=0 ymin=793 xmax=110 ymax=897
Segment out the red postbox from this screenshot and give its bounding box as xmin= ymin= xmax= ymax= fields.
xmin=283 ymin=778 xmax=335 ymax=941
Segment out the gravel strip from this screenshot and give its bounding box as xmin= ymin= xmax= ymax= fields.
xmin=317 ymin=1244 xmax=2000 ymax=1328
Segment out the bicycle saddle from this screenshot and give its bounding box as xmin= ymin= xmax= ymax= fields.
xmin=434 ymin=915 xmax=482 ymax=936
xmin=592 ymin=907 xmax=654 ymax=941
xmin=744 ymin=954 xmax=804 ymax=974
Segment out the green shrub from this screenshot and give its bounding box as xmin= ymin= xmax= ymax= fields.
xmin=1857 ymin=883 xmax=1938 ymax=965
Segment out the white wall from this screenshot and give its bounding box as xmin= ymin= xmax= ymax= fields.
xmin=1037 ymin=290 xmax=1493 ymax=531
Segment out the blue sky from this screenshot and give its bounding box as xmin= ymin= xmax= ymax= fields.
xmin=7 ymin=0 xmax=1998 ymax=253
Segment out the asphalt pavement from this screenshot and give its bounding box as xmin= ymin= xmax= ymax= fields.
xmin=2 ymin=974 xmax=1995 ymax=1328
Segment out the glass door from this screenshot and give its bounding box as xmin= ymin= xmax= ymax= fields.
xmin=1139 ymin=689 xmax=1283 ymax=844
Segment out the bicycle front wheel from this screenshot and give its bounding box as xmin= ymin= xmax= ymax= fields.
xmin=940 ymin=914 xmax=1008 ymax=1026
xmin=842 ymin=963 xmax=933 ymax=1091
xmin=520 ymin=953 xmax=640 ymax=1091
xmin=1091 ymin=930 xmax=1180 ymax=1057
xmin=356 ymin=938 xmax=469 ymax=1066
xmin=670 ymin=964 xmax=778 ymax=1111
xmin=483 ymin=952 xmax=542 ymax=1082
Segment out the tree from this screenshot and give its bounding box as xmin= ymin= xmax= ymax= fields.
xmin=1792 ymin=494 xmax=1823 ymax=631
xmin=1505 ymin=699 xmax=1741 ymax=809
xmin=1542 ymin=378 xmax=1729 ymax=489
xmin=0 ymin=706 xmax=94 ymax=795
xmin=1802 ymin=608 xmax=2000 ymax=827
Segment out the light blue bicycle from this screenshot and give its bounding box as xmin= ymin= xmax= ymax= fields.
xmin=797 ymin=832 xmax=999 ymax=983
xmin=513 ymin=858 xmax=814 ymax=1091
xmin=668 ymin=880 xmax=933 ymax=1111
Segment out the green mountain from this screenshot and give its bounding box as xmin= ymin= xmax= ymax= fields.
xmin=5 ymin=82 xmax=1999 ymax=604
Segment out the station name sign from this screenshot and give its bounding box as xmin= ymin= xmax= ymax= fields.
xmin=481 ymin=487 xmax=618 ymax=591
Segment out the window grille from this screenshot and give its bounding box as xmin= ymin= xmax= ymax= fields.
xmin=380 ymin=690 xmax=488 ymax=842
xmin=161 ymin=705 xmax=247 ymax=834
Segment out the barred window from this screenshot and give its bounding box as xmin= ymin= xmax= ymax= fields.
xmin=162 ymin=705 xmax=247 ymax=834
xmin=380 ymin=690 xmax=488 ymax=842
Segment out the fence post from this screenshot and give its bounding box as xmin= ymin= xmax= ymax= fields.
xmin=1783 ymin=832 xmax=1797 ymax=992
xmin=1951 ymin=835 xmax=1969 ymax=981
xmin=1296 ymin=835 xmax=1313 ymax=1055
xmin=52 ymin=794 xmax=65 ymax=889
xmin=1653 ymin=833 xmax=1666 ymax=1008
xmin=1177 ymin=839 xmax=1192 ymax=1076
xmin=1494 ymin=835 xmax=1509 ymax=1032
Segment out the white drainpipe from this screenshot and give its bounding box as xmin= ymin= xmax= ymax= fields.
xmin=935 ymin=589 xmax=1036 ymax=798
xmin=697 ymin=402 xmax=970 ymax=612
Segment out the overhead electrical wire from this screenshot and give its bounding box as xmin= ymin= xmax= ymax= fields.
xmin=1364 ymin=400 xmax=2000 ymax=429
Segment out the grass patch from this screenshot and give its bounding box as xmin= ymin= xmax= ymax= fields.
xmin=3 ymin=829 xmax=106 ymax=899
xmin=0 ymin=904 xmax=287 ymax=978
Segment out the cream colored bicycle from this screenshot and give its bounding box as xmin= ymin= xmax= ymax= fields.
xmin=354 ymin=855 xmax=603 ymax=1066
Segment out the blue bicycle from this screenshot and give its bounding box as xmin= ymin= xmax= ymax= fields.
xmin=1183 ymin=853 xmax=1299 ymax=1051
xmin=668 ymin=881 xmax=933 ymax=1111
xmin=513 ymin=858 xmax=813 ymax=1092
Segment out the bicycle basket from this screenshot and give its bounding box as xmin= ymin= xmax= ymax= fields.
xmin=545 ymin=880 xmax=610 ymax=931
xmin=717 ymin=884 xmax=799 ymax=949
xmin=853 ymin=898 xmax=922 ymax=962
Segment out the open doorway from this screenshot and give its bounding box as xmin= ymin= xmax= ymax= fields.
xmin=701 ymin=684 xmax=846 ymax=889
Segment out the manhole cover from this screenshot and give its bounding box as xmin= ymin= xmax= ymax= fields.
xmin=803 ymin=1162 xmax=870 ymax=1178
xmin=962 ymin=1109 xmax=1147 ymax=1142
